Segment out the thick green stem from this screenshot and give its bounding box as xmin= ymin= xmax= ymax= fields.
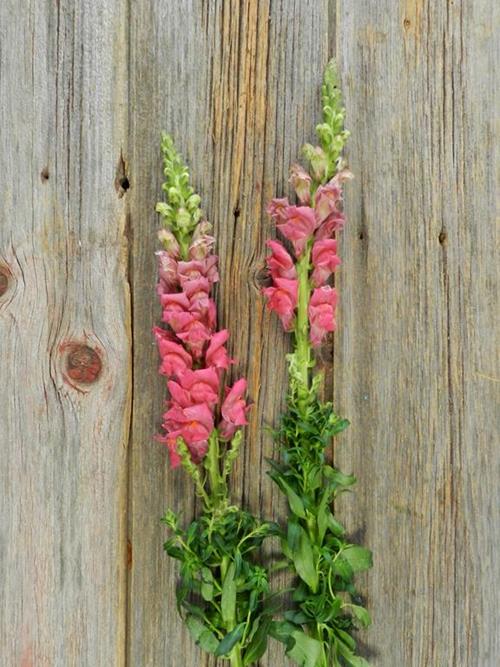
xmin=205 ymin=431 xmax=227 ymax=509
xmin=229 ymin=646 xmax=244 ymax=667
xmin=295 ymin=244 xmax=313 ymax=412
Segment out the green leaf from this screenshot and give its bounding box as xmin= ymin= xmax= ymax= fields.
xmin=342 ymin=546 xmax=373 ymax=573
xmin=185 ymin=615 xmax=219 ymax=654
xmin=349 ymin=604 xmax=372 ymax=628
xmin=268 ymin=620 xmax=300 ymax=644
xmin=332 ymin=556 xmax=354 ymax=581
xmin=221 ymin=562 xmax=237 ymax=624
xmin=336 ymin=638 xmax=370 ymax=667
xmin=287 ymin=629 xmax=323 ymax=667
xmin=288 ymin=523 xmax=318 ymax=592
xmin=215 ymin=623 xmax=245 ymax=657
xmin=327 ymin=514 xmax=346 ymax=536
xmin=243 ymin=616 xmax=272 ymax=665
xmin=323 ymin=466 xmax=357 ymax=489
xmin=270 ymin=472 xmax=306 ymax=518
xmin=163 ymin=538 xmax=183 ymax=560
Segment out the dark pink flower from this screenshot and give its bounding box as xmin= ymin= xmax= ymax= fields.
xmin=311 ymin=239 xmax=342 ymax=286
xmin=169 ymin=367 xmax=220 ymax=406
xmin=164 ymin=403 xmax=214 ymax=447
xmin=219 ymin=378 xmax=250 ymax=438
xmin=308 ymin=286 xmax=338 ymax=347
xmin=277 ymin=206 xmax=317 ymax=257
xmin=154 ymin=327 xmax=193 ymax=376
xmin=267 ymin=198 xmax=290 ymax=224
xmin=265 ymin=240 xmax=297 ymax=280
xmin=315 ymin=210 xmax=346 ymax=239
xmin=183 ymin=277 xmax=211 ymax=313
xmin=156 ymin=251 xmax=178 ymax=294
xmin=160 ymin=291 xmax=190 ymax=313
xmin=262 ymin=278 xmax=298 ymax=331
xmin=206 ymin=330 xmax=233 ymax=371
xmin=289 ymin=164 xmax=312 ymax=204
xmin=174 ymin=314 xmax=212 ymax=358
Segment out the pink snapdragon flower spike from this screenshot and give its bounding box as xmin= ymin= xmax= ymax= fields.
xmin=154 ymin=135 xmax=250 ymax=473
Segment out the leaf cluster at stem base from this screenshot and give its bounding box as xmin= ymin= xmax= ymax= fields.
xmin=162 ymin=505 xmax=280 ymax=665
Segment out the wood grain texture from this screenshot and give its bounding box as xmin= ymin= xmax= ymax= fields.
xmin=1 ymin=1 xmax=498 ymax=666
xmin=335 ymin=1 xmax=499 ymax=665
xmin=0 ymin=1 xmax=130 ymax=666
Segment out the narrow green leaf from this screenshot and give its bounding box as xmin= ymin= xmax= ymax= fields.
xmin=243 ymin=616 xmax=272 ymax=665
xmin=215 ymin=623 xmax=245 ymax=657
xmin=185 ymin=615 xmax=219 ymax=654
xmin=327 ymin=514 xmax=346 ymax=536
xmin=288 ymin=523 xmax=318 ymax=592
xmin=221 ymin=562 xmax=237 ymax=624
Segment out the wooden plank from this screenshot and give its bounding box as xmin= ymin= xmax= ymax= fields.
xmin=126 ymin=1 xmax=332 ymax=665
xmin=0 ymin=1 xmax=130 ymax=665
xmin=335 ymin=1 xmax=499 ymax=665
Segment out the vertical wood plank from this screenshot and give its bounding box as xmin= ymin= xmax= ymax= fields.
xmin=127 ymin=1 xmax=332 ymax=665
xmin=0 ymin=1 xmax=130 ymax=665
xmin=335 ymin=0 xmax=499 ymax=665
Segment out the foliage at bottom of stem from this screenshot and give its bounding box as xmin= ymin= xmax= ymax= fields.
xmin=162 ymin=506 xmax=279 ymax=664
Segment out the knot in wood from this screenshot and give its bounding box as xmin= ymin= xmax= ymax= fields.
xmin=0 ymin=268 xmax=9 ymax=296
xmin=66 ymin=345 xmax=102 ymax=383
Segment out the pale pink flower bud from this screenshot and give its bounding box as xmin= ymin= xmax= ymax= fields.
xmin=266 ymin=198 xmax=290 ymax=224
xmin=157 ymin=229 xmax=180 ymax=257
xmin=289 ymin=164 xmax=312 ymax=204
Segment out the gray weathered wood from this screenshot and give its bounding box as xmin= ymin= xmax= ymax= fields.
xmin=0 ymin=1 xmax=130 ymax=665
xmin=1 ymin=1 xmax=498 ymax=666
xmin=335 ymin=1 xmax=500 ymax=665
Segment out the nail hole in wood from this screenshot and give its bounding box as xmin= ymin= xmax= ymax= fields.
xmin=403 ymin=18 xmax=411 ymax=30
xmin=438 ymin=231 xmax=447 ymax=246
xmin=358 ymin=231 xmax=364 ymax=240
xmin=119 ymin=176 xmax=130 ymax=191
xmin=66 ymin=345 xmax=102 ymax=384
xmin=40 ymin=166 xmax=49 ymax=182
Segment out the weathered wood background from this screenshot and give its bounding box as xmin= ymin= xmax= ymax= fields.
xmin=0 ymin=1 xmax=498 ymax=666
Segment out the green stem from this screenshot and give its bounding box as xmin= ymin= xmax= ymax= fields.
xmin=295 ymin=243 xmax=313 ymax=412
xmin=229 ymin=645 xmax=244 ymax=667
xmin=205 ymin=431 xmax=227 ymax=509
